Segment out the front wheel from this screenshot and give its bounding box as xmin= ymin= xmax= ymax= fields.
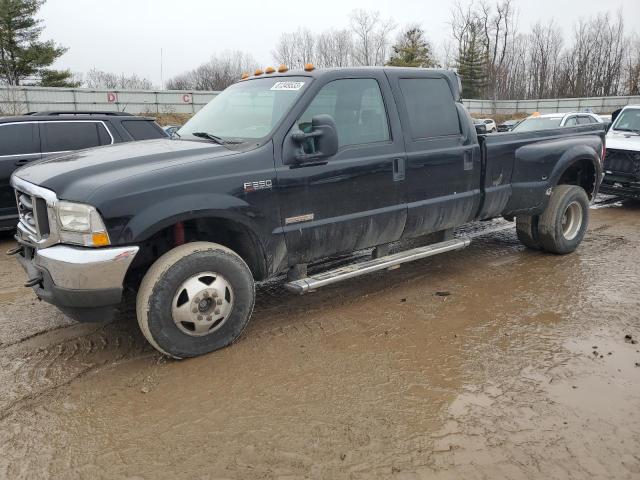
xmin=136 ymin=242 xmax=255 ymax=359
xmin=537 ymin=185 xmax=589 ymax=254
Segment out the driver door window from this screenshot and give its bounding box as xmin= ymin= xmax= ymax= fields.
xmin=296 ymin=79 xmax=390 ymax=154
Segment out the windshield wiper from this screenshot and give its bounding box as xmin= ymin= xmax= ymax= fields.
xmin=613 ymin=127 xmax=640 ymax=134
xmin=191 ymin=131 xmax=228 ymax=145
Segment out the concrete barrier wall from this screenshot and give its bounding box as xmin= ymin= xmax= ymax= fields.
xmin=0 ymin=86 xmax=219 ymax=115
xmin=1 ymin=86 xmax=639 ymax=117
xmin=463 ymin=96 xmax=640 ymax=115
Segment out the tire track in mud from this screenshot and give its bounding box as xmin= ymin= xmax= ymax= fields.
xmin=0 ymin=317 xmax=152 ymax=420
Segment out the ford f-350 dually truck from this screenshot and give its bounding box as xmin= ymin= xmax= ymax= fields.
xmin=9 ymin=67 xmax=605 ymax=358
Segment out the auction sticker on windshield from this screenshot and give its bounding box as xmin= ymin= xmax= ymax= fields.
xmin=271 ymin=81 xmax=305 ymax=91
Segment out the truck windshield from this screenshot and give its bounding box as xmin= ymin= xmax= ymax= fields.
xmin=512 ymin=117 xmax=563 ymax=132
xmin=611 ymin=109 xmax=640 ymax=133
xmin=178 ymin=76 xmax=309 ymax=143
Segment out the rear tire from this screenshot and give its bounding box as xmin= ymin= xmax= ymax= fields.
xmin=516 ymin=215 xmax=541 ymax=250
xmin=537 ymin=185 xmax=589 ymax=254
xmin=136 ymin=242 xmax=255 ymax=359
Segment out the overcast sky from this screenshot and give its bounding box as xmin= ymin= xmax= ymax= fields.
xmin=39 ymin=0 xmax=640 ymax=87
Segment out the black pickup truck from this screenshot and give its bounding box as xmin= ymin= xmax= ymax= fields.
xmin=9 ymin=67 xmax=605 ymax=358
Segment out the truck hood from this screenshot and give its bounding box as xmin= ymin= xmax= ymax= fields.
xmin=14 ymin=138 xmax=237 ymax=199
xmin=606 ymin=130 xmax=640 ymax=151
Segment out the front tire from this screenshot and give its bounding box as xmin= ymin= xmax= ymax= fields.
xmin=537 ymin=185 xmax=589 ymax=254
xmin=136 ymin=242 xmax=255 ymax=359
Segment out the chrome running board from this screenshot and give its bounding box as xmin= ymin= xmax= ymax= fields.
xmin=285 ymin=237 xmax=471 ymax=294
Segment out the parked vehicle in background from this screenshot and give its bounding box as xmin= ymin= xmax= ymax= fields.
xmin=473 ymin=118 xmax=488 ymax=134
xmin=512 ymin=112 xmax=603 ymax=132
xmin=163 ymin=125 xmax=182 ymax=137
xmin=481 ymin=118 xmax=497 ymax=133
xmin=497 ymin=119 xmax=521 ymax=132
xmin=600 ymin=105 xmax=640 ymax=199
xmin=473 ymin=118 xmax=496 ymax=133
xmin=0 ymin=111 xmax=167 ymax=231
xmin=9 ymin=66 xmax=604 ymax=359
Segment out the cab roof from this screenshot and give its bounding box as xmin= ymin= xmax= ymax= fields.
xmin=239 ymin=66 xmax=463 ymax=101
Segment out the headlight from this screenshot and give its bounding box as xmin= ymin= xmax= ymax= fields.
xmin=56 ymin=201 xmax=110 ymax=247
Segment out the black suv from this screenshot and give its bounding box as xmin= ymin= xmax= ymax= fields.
xmin=0 ymin=111 xmax=167 ymax=231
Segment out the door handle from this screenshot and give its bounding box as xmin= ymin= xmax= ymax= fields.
xmin=393 ymin=158 xmax=405 ymax=181
xmin=463 ymin=150 xmax=473 ymax=171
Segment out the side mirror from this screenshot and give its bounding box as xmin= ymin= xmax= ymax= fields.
xmin=611 ymin=108 xmax=622 ymax=126
xmin=292 ymin=114 xmax=339 ymax=162
xmin=475 ymin=123 xmax=487 ymax=135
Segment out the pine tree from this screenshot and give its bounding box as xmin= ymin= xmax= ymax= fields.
xmin=0 ymin=0 xmax=68 ymax=85
xmin=387 ymin=26 xmax=436 ymax=68
xmin=456 ymin=22 xmax=488 ymax=98
xmin=38 ymin=69 xmax=80 ymax=87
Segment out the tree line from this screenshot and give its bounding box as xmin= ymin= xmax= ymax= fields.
xmin=1 ymin=0 xmax=639 ymax=100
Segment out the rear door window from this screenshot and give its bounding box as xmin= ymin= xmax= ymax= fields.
xmin=398 ymin=78 xmax=461 ymax=139
xmin=41 ymin=122 xmax=105 ymax=152
xmin=577 ymin=116 xmax=593 ymax=125
xmin=121 ymin=120 xmax=166 ymax=140
xmin=0 ymin=123 xmax=39 ymax=156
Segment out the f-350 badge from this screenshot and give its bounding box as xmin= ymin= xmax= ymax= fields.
xmin=243 ymin=180 xmax=273 ymax=193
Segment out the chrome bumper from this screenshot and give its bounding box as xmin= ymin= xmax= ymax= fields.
xmin=34 ymin=245 xmax=139 ymax=290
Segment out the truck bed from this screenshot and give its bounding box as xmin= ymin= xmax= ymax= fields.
xmin=477 ymin=124 xmax=606 ymax=218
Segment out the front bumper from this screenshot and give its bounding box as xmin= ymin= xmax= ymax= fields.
xmin=14 ymin=243 xmax=139 ymax=319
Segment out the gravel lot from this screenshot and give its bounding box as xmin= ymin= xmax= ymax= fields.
xmin=0 ymin=200 xmax=639 ymax=479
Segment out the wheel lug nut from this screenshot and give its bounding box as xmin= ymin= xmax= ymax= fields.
xmin=192 ymin=308 xmax=198 ymax=313
xmin=214 ymin=308 xmax=220 ymax=315
xmin=197 ymin=315 xmax=203 ymax=321
xmin=211 ymin=291 xmax=218 ymax=298
xmin=203 ymin=291 xmax=209 ymax=298
xmin=216 ymin=298 xmax=222 ymax=305
xmin=195 ymin=297 xmax=201 ymax=303
xmin=207 ymin=315 xmax=212 ymax=321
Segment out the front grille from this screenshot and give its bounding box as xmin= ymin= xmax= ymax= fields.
xmin=604 ymin=149 xmax=640 ymax=178
xmin=15 ymin=190 xmax=50 ymax=240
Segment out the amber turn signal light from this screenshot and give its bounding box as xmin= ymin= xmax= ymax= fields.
xmin=277 ymin=64 xmax=289 ymax=73
xmin=304 ymin=63 xmax=315 ymax=71
xmin=254 ymin=69 xmax=264 ymax=76
xmin=265 ymin=66 xmax=275 ymax=74
xmin=241 ymin=72 xmax=249 ymax=79
xmin=91 ymin=231 xmax=110 ymax=247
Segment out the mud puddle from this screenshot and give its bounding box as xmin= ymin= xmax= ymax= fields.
xmin=0 ymin=202 xmax=639 ymax=479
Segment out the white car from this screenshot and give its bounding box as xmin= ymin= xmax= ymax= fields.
xmin=600 ymin=105 xmax=640 ymax=198
xmin=512 ymin=112 xmax=603 ymax=132
xmin=480 ymin=118 xmax=497 ymax=133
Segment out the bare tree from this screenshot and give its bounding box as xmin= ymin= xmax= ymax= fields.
xmin=315 ymin=29 xmax=353 ymax=68
xmin=272 ymin=29 xmax=316 ymax=69
xmin=85 ymin=69 xmax=154 ymax=90
xmin=166 ymin=51 xmax=256 ymax=91
xmin=624 ymin=34 xmax=640 ymax=96
xmin=349 ymin=9 xmax=396 ymax=66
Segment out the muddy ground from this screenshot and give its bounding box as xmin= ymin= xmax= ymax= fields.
xmin=0 ymin=201 xmax=639 ymax=479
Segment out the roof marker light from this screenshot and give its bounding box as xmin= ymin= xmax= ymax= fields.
xmin=277 ymin=64 xmax=289 ymax=73
xmin=254 ymin=69 xmax=264 ymax=76
xmin=304 ymin=63 xmax=315 ymax=72
xmin=265 ymin=66 xmax=275 ymax=74
xmin=241 ymin=72 xmax=249 ymax=79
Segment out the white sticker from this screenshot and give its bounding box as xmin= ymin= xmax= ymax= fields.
xmin=270 ymin=81 xmax=305 ymax=91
